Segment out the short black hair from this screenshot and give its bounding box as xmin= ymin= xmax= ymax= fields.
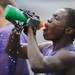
xmin=64 ymin=8 xmax=75 ymax=40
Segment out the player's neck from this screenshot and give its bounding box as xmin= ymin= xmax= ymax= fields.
xmin=0 ymin=17 xmax=9 ymax=28
xmin=53 ymin=37 xmax=73 ymax=51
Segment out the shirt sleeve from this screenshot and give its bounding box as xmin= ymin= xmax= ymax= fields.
xmin=0 ymin=31 xmax=10 ymax=52
xmin=20 ymin=31 xmax=28 ymax=43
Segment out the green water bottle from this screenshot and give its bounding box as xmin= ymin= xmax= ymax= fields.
xmin=4 ymin=5 xmax=45 ymax=30
xmin=4 ymin=5 xmax=28 ymax=23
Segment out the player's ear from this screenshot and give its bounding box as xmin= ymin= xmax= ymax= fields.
xmin=65 ymin=27 xmax=74 ymax=34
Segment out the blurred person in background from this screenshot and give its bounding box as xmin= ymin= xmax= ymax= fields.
xmin=0 ymin=0 xmax=30 ymax=75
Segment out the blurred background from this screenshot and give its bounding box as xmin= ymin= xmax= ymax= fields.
xmin=15 ymin=0 xmax=75 ymax=43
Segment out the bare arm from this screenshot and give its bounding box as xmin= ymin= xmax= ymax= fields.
xmin=27 ymin=26 xmax=75 ymax=73
xmin=5 ymin=28 xmax=21 ymax=57
xmin=5 ymin=28 xmax=28 ymax=58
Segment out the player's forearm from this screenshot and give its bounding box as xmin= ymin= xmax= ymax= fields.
xmin=5 ymin=28 xmax=28 ymax=58
xmin=27 ymin=26 xmax=45 ymax=69
xmin=18 ymin=43 xmax=28 ymax=59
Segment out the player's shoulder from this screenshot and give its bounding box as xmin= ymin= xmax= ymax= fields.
xmin=55 ymin=48 xmax=75 ymax=60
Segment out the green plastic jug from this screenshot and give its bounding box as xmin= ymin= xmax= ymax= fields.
xmin=4 ymin=5 xmax=28 ymax=23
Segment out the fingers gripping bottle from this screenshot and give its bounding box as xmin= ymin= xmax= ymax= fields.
xmin=4 ymin=5 xmax=45 ymax=29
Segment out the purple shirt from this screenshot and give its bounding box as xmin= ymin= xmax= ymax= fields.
xmin=0 ymin=22 xmax=29 ymax=75
xmin=42 ymin=43 xmax=75 ymax=75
